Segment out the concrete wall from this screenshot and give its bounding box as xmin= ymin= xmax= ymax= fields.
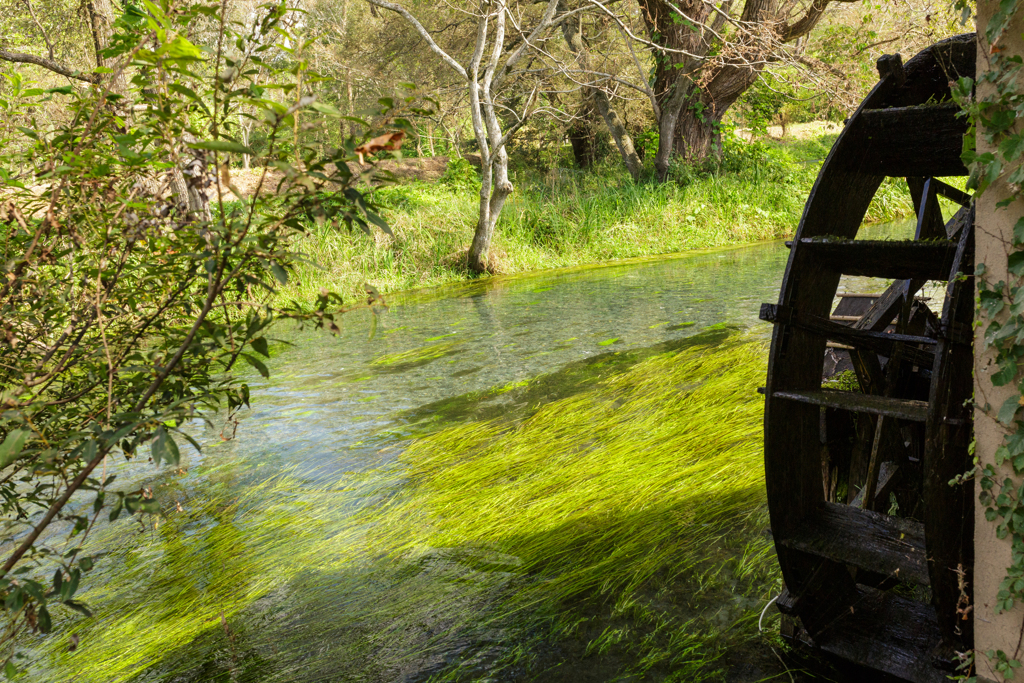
xmin=975 ymin=3 xmax=1024 ymax=679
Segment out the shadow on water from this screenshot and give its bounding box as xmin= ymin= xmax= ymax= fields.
xmin=392 ymin=325 xmax=738 ymax=435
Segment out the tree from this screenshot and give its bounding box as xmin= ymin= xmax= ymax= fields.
xmin=620 ymin=0 xmax=861 ymax=178
xmin=559 ymin=2 xmax=644 ymax=179
xmin=0 ymin=0 xmax=396 ymax=666
xmin=365 ymin=0 xmax=573 ymax=273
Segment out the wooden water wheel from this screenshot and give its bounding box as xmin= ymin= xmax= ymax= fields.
xmin=759 ymin=34 xmax=976 ymax=682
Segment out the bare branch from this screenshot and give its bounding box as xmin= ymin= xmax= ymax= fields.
xmin=0 ymin=49 xmax=99 ymax=83
xmin=363 ymin=0 xmax=469 ymax=79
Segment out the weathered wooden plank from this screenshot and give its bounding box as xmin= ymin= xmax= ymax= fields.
xmin=797 ymin=238 xmax=956 ymax=281
xmin=846 ymin=104 xmax=969 ymax=177
xmin=931 ymin=178 xmax=972 ymax=207
xmin=923 ymin=212 xmax=975 ymax=649
xmin=851 ymin=461 xmax=901 ymax=509
xmin=760 ymin=303 xmax=936 ymax=367
xmin=907 ymin=177 xmax=947 ymax=241
xmin=796 ymin=584 xmax=948 ymax=683
xmin=780 ymin=501 xmax=929 ymax=586
xmin=773 ymin=389 xmax=929 ymax=422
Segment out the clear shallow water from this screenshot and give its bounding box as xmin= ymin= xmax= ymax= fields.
xmin=34 ymin=222 xmax=919 ymax=682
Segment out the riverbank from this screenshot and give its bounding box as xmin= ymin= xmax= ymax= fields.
xmin=277 ymin=127 xmax=915 ymax=306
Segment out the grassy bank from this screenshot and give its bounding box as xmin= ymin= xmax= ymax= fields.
xmin=277 ymin=128 xmax=915 ymax=305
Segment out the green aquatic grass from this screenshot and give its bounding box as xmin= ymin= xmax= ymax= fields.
xmin=362 ymin=330 xmax=780 ymax=680
xmin=369 ymin=340 xmax=462 ymax=368
xmin=28 ymin=329 xmax=782 ymax=682
xmin=31 ymin=458 xmax=371 ymax=681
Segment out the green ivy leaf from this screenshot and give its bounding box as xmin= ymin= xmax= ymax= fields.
xmin=995 ymin=356 xmax=1019 ymax=386
xmin=999 ymin=132 xmax=1024 ymax=161
xmin=1010 ymin=251 xmax=1024 ymax=278
xmin=1015 ymin=218 xmax=1024 ymax=247
xmin=999 ymin=395 xmax=1022 ymax=425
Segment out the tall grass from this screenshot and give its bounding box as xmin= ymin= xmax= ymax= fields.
xmin=277 ymin=132 xmax=914 ymax=306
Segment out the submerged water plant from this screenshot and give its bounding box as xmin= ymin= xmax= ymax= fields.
xmin=362 ymin=330 xmax=779 ymax=681
xmin=27 ymin=329 xmax=779 ymax=682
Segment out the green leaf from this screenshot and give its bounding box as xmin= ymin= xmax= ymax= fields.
xmin=311 ymin=102 xmax=342 ymax=116
xmin=5 ymin=661 xmax=16 ymax=679
xmin=0 ymin=429 xmax=30 ymax=470
xmin=108 ymin=498 xmax=123 ymax=522
xmin=151 ymin=427 xmax=180 ymax=467
xmin=79 ymin=556 xmax=93 ymax=572
xmin=243 ymin=354 xmax=270 ymax=378
xmin=160 ymin=35 xmax=202 ymax=60
xmin=270 ymin=263 xmax=288 ymax=285
xmin=189 ymin=140 xmax=253 ymax=155
xmin=363 ymin=208 xmax=394 ymax=237
xmin=999 ymin=395 xmax=1022 ymax=425
xmin=1015 ymin=217 xmax=1024 ymax=246
xmin=251 ymin=337 xmax=270 ymax=358
xmin=64 ymin=569 xmax=80 ymax=600
xmin=996 ymin=356 xmax=1022 ymax=386
xmin=62 ymin=600 xmax=92 ymax=617
xmin=168 ymin=84 xmax=211 ymax=116
xmin=37 ymin=604 xmax=51 ymax=633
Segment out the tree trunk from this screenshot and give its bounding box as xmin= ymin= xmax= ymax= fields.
xmin=567 ymin=97 xmax=596 ymax=169
xmin=637 ymin=0 xmax=811 ymax=175
xmin=468 ymin=146 xmax=512 ymax=272
xmin=652 ymin=82 xmax=691 ymax=182
xmin=672 ymin=66 xmax=759 ymax=162
xmin=675 ymin=97 xmax=725 ymax=163
xmin=559 ymin=4 xmax=643 ymax=179
xmin=594 ymin=93 xmax=643 ymax=179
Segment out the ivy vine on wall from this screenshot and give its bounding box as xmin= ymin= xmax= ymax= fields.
xmin=951 ymin=0 xmax=1024 ymax=679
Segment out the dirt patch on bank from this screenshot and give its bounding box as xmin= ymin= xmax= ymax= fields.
xmin=221 ymin=155 xmax=478 ymax=199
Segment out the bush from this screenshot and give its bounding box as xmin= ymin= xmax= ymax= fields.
xmin=0 ymin=1 xmax=403 ymax=668
xmin=440 ymin=157 xmax=482 ymax=191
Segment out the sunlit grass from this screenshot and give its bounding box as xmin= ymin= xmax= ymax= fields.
xmin=276 ymin=133 xmax=914 ymax=306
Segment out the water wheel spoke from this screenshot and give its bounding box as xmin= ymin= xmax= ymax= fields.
xmin=772 ymin=389 xmax=929 ymax=421
xmin=908 ymin=176 xmax=948 ymax=241
xmin=760 ymin=304 xmax=935 ymax=367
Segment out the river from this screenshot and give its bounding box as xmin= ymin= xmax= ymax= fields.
xmin=33 ymin=221 xmax=919 ymax=682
